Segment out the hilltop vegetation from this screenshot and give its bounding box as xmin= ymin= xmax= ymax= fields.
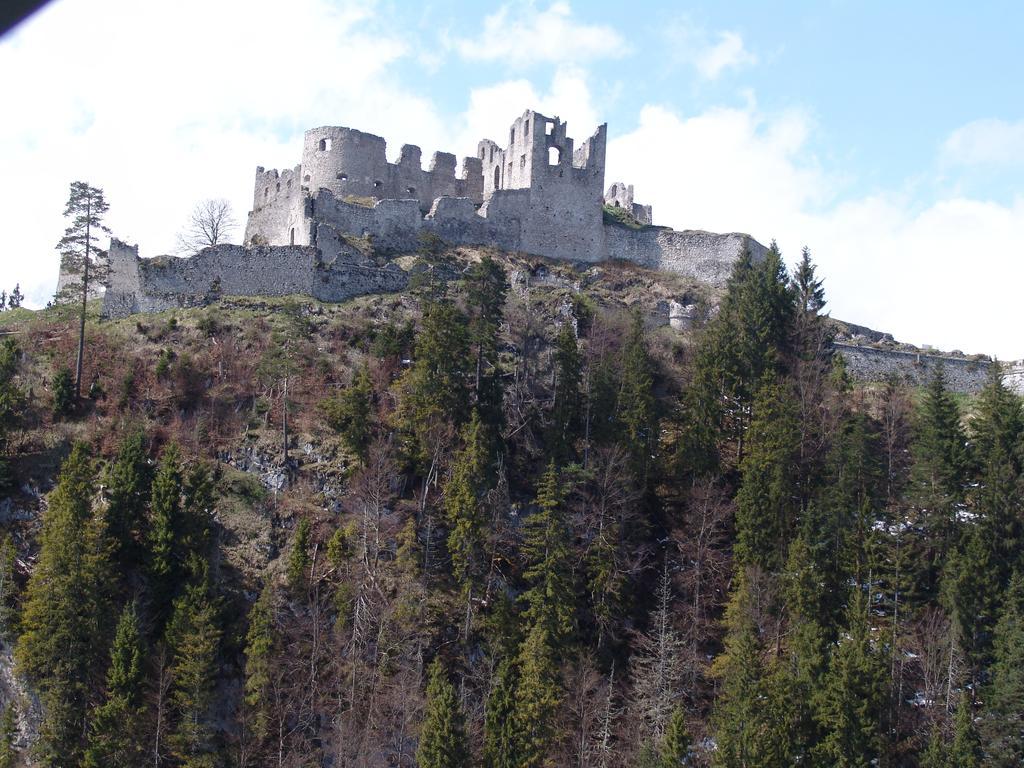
xmin=0 ymin=244 xmax=1021 ymax=767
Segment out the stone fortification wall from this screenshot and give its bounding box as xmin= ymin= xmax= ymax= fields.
xmin=605 ymin=182 xmax=653 ymax=225
xmin=247 ymin=166 xmax=308 ymax=246
xmin=605 ymin=225 xmax=766 ymax=285
xmin=298 ymin=126 xmax=482 ymax=212
xmin=101 ymin=239 xmax=407 ymax=318
xmin=835 ymin=343 xmax=992 ymax=394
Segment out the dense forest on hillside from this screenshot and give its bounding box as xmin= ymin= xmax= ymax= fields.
xmin=0 ymin=243 xmax=1022 ymax=767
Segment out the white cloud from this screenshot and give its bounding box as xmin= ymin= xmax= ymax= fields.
xmin=453 ymin=2 xmax=628 ymax=67
xmin=695 ymin=31 xmax=758 ymax=80
xmin=942 ymin=118 xmax=1024 ymax=168
xmin=0 ymin=0 xmax=454 ymax=308
xmin=665 ymin=19 xmax=757 ymax=80
xmin=455 ymin=68 xmax=601 ymax=153
xmin=609 ymin=104 xmax=1024 ymax=360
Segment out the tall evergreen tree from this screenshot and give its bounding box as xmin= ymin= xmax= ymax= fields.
xmin=549 ymin=323 xmax=583 ymax=463
xmin=908 ymin=364 xmax=970 ymax=605
xmin=521 ymin=462 xmax=575 ymax=646
xmin=148 ymin=442 xmax=184 ymax=614
xmin=660 ymin=706 xmax=691 ymax=767
xmin=16 ymin=443 xmax=112 ymax=766
xmin=83 ymin=601 xmax=146 ymax=767
xmin=0 ymin=533 xmax=17 ymax=641
xmin=103 ymin=430 xmax=152 ymax=567
xmin=417 ymin=658 xmax=470 ymax=768
xmin=243 ymin=582 xmax=276 ymax=743
xmin=287 ymin=517 xmax=311 ymax=597
xmin=464 ymin=253 xmax=508 ymax=433
xmin=734 ymin=379 xmax=801 ymax=572
xmin=515 ymin=622 xmax=562 ymax=768
xmin=445 ymin=411 xmax=490 ymax=596
xmin=948 ymin=691 xmax=981 ymax=768
xmin=56 ymin=181 xmax=111 ymax=399
xmin=0 ymin=703 xmax=16 ymax=768
xmin=813 ymin=589 xmax=887 ymax=768
xmin=0 ymin=338 xmax=25 ymax=491
xmin=979 ymin=572 xmax=1024 ymax=766
xmin=166 ymin=578 xmax=222 ymax=767
xmin=616 ymin=311 xmax=657 ymax=483
xmin=483 ymin=656 xmax=520 ymax=768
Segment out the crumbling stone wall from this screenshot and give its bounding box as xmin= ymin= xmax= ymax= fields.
xmin=605 ymin=182 xmax=653 ymax=225
xmin=834 ymin=343 xmax=993 ymax=394
xmin=101 ymin=239 xmax=407 ymax=318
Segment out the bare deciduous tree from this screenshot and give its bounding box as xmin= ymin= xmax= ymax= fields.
xmin=177 ymin=198 xmax=238 ymax=254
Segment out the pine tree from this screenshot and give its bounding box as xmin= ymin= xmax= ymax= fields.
xmin=321 ymin=365 xmax=374 ymax=461
xmin=521 ymin=462 xmax=575 ymax=646
xmin=287 ymin=517 xmax=311 ymax=597
xmin=515 ymin=621 xmax=562 ymax=768
xmin=908 ymin=364 xmax=970 ymax=605
xmin=711 ymin=571 xmax=791 ymax=767
xmin=56 ymin=181 xmax=111 ymax=399
xmin=733 ymin=379 xmax=801 ymax=572
xmin=483 ymin=656 xmax=520 ymax=768
xmin=979 ymin=572 xmax=1024 ymax=765
xmin=243 ymin=582 xmax=276 ymax=742
xmin=948 ymin=691 xmax=980 ymax=768
xmin=682 ymin=243 xmax=794 ymax=472
xmin=83 ymin=601 xmax=146 ymax=767
xmin=7 ymin=286 xmax=21 ymax=310
xmin=616 ymin=311 xmax=657 ymax=483
xmin=0 ymin=338 xmax=25 ymax=491
xmin=549 ymin=323 xmax=582 ymax=463
xmin=919 ymin=726 xmax=945 ymax=768
xmin=0 ymin=703 xmax=17 ymax=768
xmin=103 ymin=430 xmax=151 ymax=567
xmin=464 ymin=253 xmax=508 ymax=433
xmin=0 ymin=533 xmax=17 ymax=640
xmin=660 ymin=705 xmax=691 ymax=767
xmin=417 ymin=658 xmax=470 ymax=768
xmin=148 ymin=443 xmax=184 ymax=615
xmin=16 ymin=442 xmax=112 ymax=765
xmin=445 ymin=411 xmax=490 ymax=594
xmin=813 ymin=589 xmax=887 ymax=768
xmin=399 ymin=298 xmax=473 ymax=470
xmin=790 ymin=246 xmax=829 ymax=361
xmin=166 ymin=578 xmax=222 ymax=767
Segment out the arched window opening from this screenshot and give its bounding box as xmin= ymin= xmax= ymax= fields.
xmin=290 ymin=228 xmax=295 ymax=245
xmin=303 ymin=174 xmax=311 ymax=182
xmin=548 ymin=147 xmax=561 ymax=166
xmin=545 ymin=121 xmax=554 ymax=136
xmin=493 ymin=166 xmax=500 ymax=189
xmin=336 ymin=172 xmax=348 ymax=181
xmin=318 ymin=138 xmax=332 ymax=151
xmin=276 ymin=182 xmax=280 ymax=192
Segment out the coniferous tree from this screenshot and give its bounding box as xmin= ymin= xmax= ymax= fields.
xmin=445 ymin=411 xmax=490 ymax=598
xmin=549 ymin=323 xmax=582 ymax=463
xmin=464 ymin=253 xmax=508 ymax=433
xmin=16 ymin=443 xmax=112 ymax=766
xmin=400 ymin=298 xmax=473 ymax=469
xmin=166 ymin=578 xmax=222 ymax=767
xmin=979 ymin=572 xmax=1024 ymax=765
xmin=56 ymin=181 xmax=110 ymax=399
xmin=103 ymin=430 xmax=151 ymax=567
xmin=813 ymin=589 xmax=887 ymax=768
xmin=0 ymin=703 xmax=16 ymax=768
xmin=321 ymin=365 xmax=374 ymax=461
xmin=948 ymin=691 xmax=981 ymax=768
xmin=521 ymin=462 xmax=575 ymax=646
xmin=243 ymin=582 xmax=276 ymax=743
xmin=83 ymin=601 xmax=146 ymax=767
xmin=0 ymin=338 xmax=25 ymax=491
xmin=733 ymin=379 xmax=801 ymax=572
xmin=908 ymin=364 xmax=970 ymax=605
xmin=616 ymin=311 xmax=657 ymax=483
xmin=287 ymin=517 xmax=311 ymax=597
xmin=0 ymin=533 xmax=17 ymax=640
xmin=515 ymin=622 xmax=561 ymax=768
xmin=682 ymin=243 xmax=794 ymax=472
xmin=711 ymin=572 xmax=791 ymax=767
xmin=660 ymin=705 xmax=691 ymax=767
xmin=148 ymin=443 xmax=184 ymax=616
xmin=483 ymin=656 xmax=520 ymax=768
xmin=416 ymin=658 xmax=470 ymax=768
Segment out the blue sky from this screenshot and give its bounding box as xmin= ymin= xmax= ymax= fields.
xmin=1 ymin=0 xmax=1021 ymax=357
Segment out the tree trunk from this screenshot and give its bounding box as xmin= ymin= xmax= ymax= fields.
xmin=75 ymin=196 xmax=91 ymax=400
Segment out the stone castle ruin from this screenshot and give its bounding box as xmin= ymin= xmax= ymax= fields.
xmin=101 ymin=108 xmax=766 ymax=318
